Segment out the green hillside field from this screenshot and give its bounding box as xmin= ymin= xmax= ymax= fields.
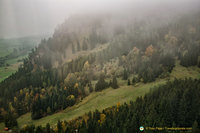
xmin=0 ymin=62 xmax=199 ymax=130
xmin=0 ymin=36 xmax=46 ymax=82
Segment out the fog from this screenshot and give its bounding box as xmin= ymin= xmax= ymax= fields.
xmin=0 ymin=0 xmax=199 ymax=39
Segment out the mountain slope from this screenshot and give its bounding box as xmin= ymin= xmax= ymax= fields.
xmin=0 ymin=62 xmax=199 ymax=129
xmin=0 ymin=8 xmax=200 ymax=132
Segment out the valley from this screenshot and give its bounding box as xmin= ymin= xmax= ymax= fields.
xmin=0 ymin=35 xmax=48 ymax=82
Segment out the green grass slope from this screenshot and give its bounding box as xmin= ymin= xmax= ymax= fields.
xmin=0 ymin=55 xmax=28 ymax=82
xmin=0 ymin=37 xmax=42 ymax=82
xmin=13 ymin=79 xmax=166 ymax=128
xmin=0 ymin=63 xmax=199 ymax=130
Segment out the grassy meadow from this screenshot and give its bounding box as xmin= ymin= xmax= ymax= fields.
xmin=0 ymin=36 xmax=44 ymax=82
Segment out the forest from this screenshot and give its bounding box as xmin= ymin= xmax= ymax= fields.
xmin=0 ymin=2 xmax=200 ymax=133
xmin=18 ymin=78 xmax=200 ymax=133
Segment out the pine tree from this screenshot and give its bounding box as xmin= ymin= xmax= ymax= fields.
xmin=47 ymin=106 xmax=51 ymax=114
xmin=128 ymin=79 xmax=131 ymax=85
xmin=57 ymin=120 xmax=62 ymax=133
xmin=123 ymin=69 xmax=128 ymax=80
xmin=27 ymin=124 xmax=35 ymax=133
xmin=111 ymin=76 xmax=119 ymax=89
xmin=46 ymin=123 xmax=51 ymax=133
xmin=82 ymin=39 xmax=88 ymax=51
xmin=109 ymin=80 xmax=112 ymax=87
xmin=77 ymin=40 xmax=81 ymax=51
xmin=35 ymin=126 xmax=43 ymax=133
xmin=4 ymin=112 xmax=18 ymax=129
xmin=72 ymin=43 xmax=75 ymax=54
xmin=95 ymin=74 xmax=108 ymax=91
xmin=132 ymin=77 xmax=136 ymax=85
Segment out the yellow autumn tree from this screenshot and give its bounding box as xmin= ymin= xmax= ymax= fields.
xmin=54 ymin=127 xmax=58 ymax=132
xmin=20 ymin=89 xmax=23 ymax=95
xmin=133 ymin=47 xmax=139 ymax=55
xmin=14 ymin=97 xmax=18 ymax=103
xmin=117 ymin=102 xmax=120 ymax=112
xmin=74 ymin=83 xmax=79 ymax=88
xmin=145 ymin=45 xmax=154 ymax=57
xmin=62 ymin=121 xmax=67 ymax=131
xmin=41 ymin=88 xmax=46 ymax=95
xmin=98 ymin=113 xmax=106 ymax=124
xmin=164 ymin=34 xmax=178 ymax=45
xmin=64 ymin=73 xmax=76 ymax=87
xmin=64 ymin=87 xmax=67 ymax=91
xmin=83 ymin=61 xmax=90 ymax=71
xmin=22 ymin=125 xmax=28 ymax=131
xmin=67 ymin=95 xmax=75 ymax=101
xmin=9 ymin=102 xmax=15 ymax=113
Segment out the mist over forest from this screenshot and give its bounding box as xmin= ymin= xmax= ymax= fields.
xmin=0 ymin=0 xmax=199 ymax=38
xmin=0 ymin=0 xmax=200 ymax=133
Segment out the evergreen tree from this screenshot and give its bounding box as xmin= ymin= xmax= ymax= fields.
xmin=35 ymin=126 xmax=43 ymax=133
xmin=89 ymin=30 xmax=98 ymax=49
xmin=109 ymin=80 xmax=112 ymax=87
xmin=72 ymin=43 xmax=75 ymax=54
xmin=46 ymin=123 xmax=51 ymax=133
xmin=47 ymin=106 xmax=51 ymax=114
xmin=123 ymin=69 xmax=128 ymax=80
xmin=132 ymin=77 xmax=136 ymax=85
xmin=57 ymin=120 xmax=62 ymax=133
xmin=77 ymin=40 xmax=81 ymax=51
xmin=111 ymin=76 xmax=119 ymax=89
xmin=160 ymin=54 xmax=175 ymax=72
xmin=95 ymin=74 xmax=108 ymax=91
xmin=82 ymin=39 xmax=88 ymax=51
xmin=27 ymin=124 xmax=35 ymax=133
xmin=128 ymin=79 xmax=131 ymax=85
xmin=4 ymin=112 xmax=18 ymax=129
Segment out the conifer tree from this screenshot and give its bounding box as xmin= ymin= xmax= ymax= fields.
xmin=82 ymin=39 xmax=88 ymax=51
xmin=72 ymin=43 xmax=75 ymax=54
xmin=95 ymin=74 xmax=108 ymax=91
xmin=128 ymin=79 xmax=131 ymax=85
xmin=132 ymin=77 xmax=136 ymax=85
xmin=111 ymin=76 xmax=119 ymax=89
xmin=123 ymin=69 xmax=128 ymax=80
xmin=57 ymin=120 xmax=62 ymax=133
xmin=77 ymin=40 xmax=81 ymax=51
xmin=46 ymin=123 xmax=51 ymax=133
xmin=4 ymin=112 xmax=18 ymax=129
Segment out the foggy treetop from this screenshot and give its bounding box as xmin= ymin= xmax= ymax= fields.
xmin=0 ymin=0 xmax=199 ymax=39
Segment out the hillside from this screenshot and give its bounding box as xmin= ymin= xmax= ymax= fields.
xmin=0 ymin=62 xmax=199 ymax=130
xmin=0 ymin=35 xmax=48 ymax=82
xmin=0 ymin=6 xmax=200 ymax=133
xmin=57 ymin=78 xmax=200 ymax=133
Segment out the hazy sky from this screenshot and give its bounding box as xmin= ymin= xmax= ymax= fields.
xmin=0 ymin=0 xmax=199 ymax=39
